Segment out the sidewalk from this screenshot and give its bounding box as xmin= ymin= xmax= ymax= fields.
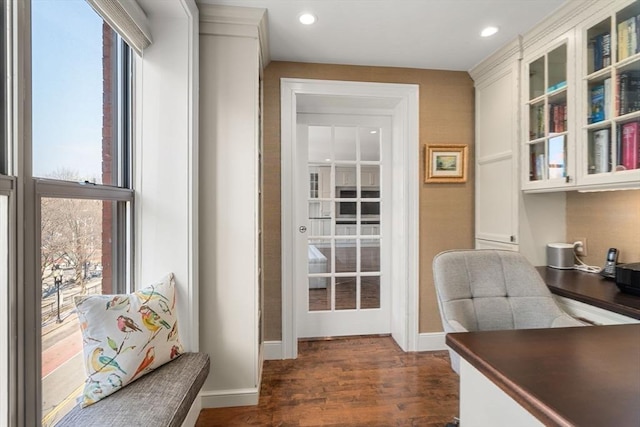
xmin=42 ymin=310 xmax=83 ymax=377
xmin=42 ymin=328 xmax=83 ymax=377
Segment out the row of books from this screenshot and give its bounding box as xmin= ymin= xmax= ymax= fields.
xmin=590 ymin=121 xmax=640 ymax=174
xmin=589 ymin=15 xmax=639 ymax=71
xmin=549 ymin=103 xmax=567 ymax=133
xmin=618 ymin=70 xmax=640 ymax=115
xmin=589 ymin=79 xmax=611 ymax=123
xmin=589 ymin=72 xmax=640 ymax=121
xmin=529 ymin=102 xmax=567 ymax=139
xmin=590 ymin=32 xmax=611 ymax=72
xmin=618 ymin=15 xmax=640 ymax=61
xmin=620 ymin=121 xmax=640 ymax=170
xmin=530 ymin=104 xmax=545 ymax=140
xmin=529 ymin=152 xmax=545 ymax=181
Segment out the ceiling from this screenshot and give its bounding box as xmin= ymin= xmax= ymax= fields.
xmin=197 ymin=0 xmax=568 ymax=71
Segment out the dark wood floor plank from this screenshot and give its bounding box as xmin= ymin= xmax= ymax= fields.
xmin=196 ymin=336 xmax=459 ymax=426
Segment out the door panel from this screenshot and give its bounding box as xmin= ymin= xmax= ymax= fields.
xmin=296 ymin=114 xmax=391 ymax=338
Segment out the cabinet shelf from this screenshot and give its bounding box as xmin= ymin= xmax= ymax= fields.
xmin=615 ymin=52 xmax=640 ymax=69
xmin=585 ymin=67 xmax=612 ymax=81
xmin=585 ymin=120 xmax=613 ymax=131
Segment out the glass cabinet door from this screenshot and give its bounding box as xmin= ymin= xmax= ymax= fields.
xmin=524 ymin=43 xmax=569 ymax=187
xmin=581 ymin=1 xmax=640 ymax=185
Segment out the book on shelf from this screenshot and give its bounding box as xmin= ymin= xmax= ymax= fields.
xmin=621 ymin=121 xmax=640 ymax=170
xmin=618 ymin=17 xmax=634 ymax=60
xmin=547 ymin=81 xmax=567 ymax=92
xmin=536 ymin=153 xmax=545 ymax=180
xmin=590 ymin=84 xmax=605 ymax=123
xmin=618 ymin=15 xmax=640 ymax=61
xmin=630 ymin=16 xmax=638 ymax=57
xmin=591 ymin=32 xmax=611 ymax=71
xmin=529 ymin=152 xmax=545 ymax=181
xmin=530 ymin=104 xmax=544 ymax=139
xmin=549 ymin=103 xmax=566 ymax=133
xmin=603 ymin=32 xmax=612 ymax=67
xmin=593 ymin=128 xmax=610 ymax=174
xmin=604 ymin=77 xmax=612 ymax=120
xmin=618 ymin=71 xmax=640 ymax=116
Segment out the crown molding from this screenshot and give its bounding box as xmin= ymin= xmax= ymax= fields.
xmin=469 ymin=36 xmax=521 ymax=81
xmin=521 ymin=0 xmax=609 ymax=51
xmin=198 ymin=3 xmax=270 ymax=67
xmin=469 ymin=0 xmax=616 ymax=81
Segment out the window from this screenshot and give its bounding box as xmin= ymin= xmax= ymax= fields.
xmin=1 ymin=1 xmax=11 ymax=425
xmin=0 ymin=0 xmax=6 ymax=175
xmin=31 ymin=0 xmax=134 ymax=424
xmin=2 ymin=0 xmax=187 ymax=423
xmin=0 ymin=191 xmax=9 ymax=427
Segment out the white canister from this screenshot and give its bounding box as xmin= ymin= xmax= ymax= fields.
xmin=546 ymin=243 xmax=575 ymax=269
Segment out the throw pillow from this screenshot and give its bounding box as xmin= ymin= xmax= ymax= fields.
xmin=74 ymin=273 xmax=184 ymax=407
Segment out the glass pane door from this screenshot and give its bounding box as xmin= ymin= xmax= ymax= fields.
xmin=306 ymin=125 xmax=381 ymax=313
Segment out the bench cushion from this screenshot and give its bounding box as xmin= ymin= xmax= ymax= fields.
xmin=57 ymin=352 xmax=210 ymax=427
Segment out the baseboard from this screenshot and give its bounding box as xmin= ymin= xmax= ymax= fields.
xmin=200 ymin=387 xmax=259 ymax=408
xmin=264 ymin=340 xmax=284 ymax=360
xmin=417 ymin=332 xmax=447 ymax=351
xmin=263 ymin=336 xmax=446 ymax=358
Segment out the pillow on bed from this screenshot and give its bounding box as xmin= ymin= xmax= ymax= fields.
xmin=74 ymin=273 xmax=184 ymax=407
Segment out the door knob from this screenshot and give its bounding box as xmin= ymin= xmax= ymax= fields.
xmin=299 ymin=226 xmax=307 ymax=233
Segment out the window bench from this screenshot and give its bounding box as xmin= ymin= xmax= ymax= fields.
xmin=57 ymin=352 xmax=210 ymax=427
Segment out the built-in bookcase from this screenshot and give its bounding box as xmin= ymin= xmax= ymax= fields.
xmin=581 ymin=0 xmax=640 ymax=185
xmin=521 ymin=0 xmax=640 ymax=192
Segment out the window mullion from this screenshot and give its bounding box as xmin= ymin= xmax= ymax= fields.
xmin=34 ymin=179 xmax=133 ymax=202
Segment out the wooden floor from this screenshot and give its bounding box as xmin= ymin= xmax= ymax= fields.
xmin=196 ymin=336 xmax=459 ymax=426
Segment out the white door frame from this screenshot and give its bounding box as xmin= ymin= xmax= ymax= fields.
xmin=281 ymin=78 xmax=419 ymax=358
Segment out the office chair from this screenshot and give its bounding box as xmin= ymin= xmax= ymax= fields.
xmin=433 ymin=249 xmax=584 ymax=374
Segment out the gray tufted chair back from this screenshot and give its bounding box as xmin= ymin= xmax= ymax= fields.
xmin=433 ymin=249 xmax=583 ymax=373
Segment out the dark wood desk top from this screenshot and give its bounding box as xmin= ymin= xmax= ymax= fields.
xmin=446 ymin=324 xmax=640 ymax=427
xmin=536 ymin=266 xmax=640 ymax=320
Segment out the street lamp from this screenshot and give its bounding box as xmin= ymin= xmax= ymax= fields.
xmin=53 ymin=264 xmax=63 ymax=323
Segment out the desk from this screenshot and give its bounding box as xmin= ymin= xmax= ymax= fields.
xmin=537 ymin=266 xmax=640 ymax=320
xmin=447 ymin=324 xmax=640 ymax=426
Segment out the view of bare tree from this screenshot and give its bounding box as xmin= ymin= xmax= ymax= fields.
xmin=40 ymin=169 xmax=102 ymax=295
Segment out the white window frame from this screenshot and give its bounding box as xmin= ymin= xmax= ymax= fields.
xmin=0 ymin=177 xmax=15 ymax=427
xmin=15 ymin=1 xmax=136 ymax=424
xmin=4 ymin=0 xmax=199 ymax=424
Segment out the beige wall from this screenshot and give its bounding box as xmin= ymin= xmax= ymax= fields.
xmin=262 ymin=61 xmax=475 ymax=340
xmin=566 ymin=190 xmax=640 ymax=266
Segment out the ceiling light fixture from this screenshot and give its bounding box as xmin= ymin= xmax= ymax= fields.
xmin=298 ymin=12 xmax=317 ymax=25
xmin=481 ymin=26 xmax=499 ymax=37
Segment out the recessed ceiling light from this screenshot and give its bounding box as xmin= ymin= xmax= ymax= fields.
xmin=370 ymin=130 xmax=378 ymax=134
xmin=481 ymin=26 xmax=499 ymax=37
xmin=298 ymin=12 xmax=317 ymax=25
xmin=325 ymin=158 xmax=331 ymax=162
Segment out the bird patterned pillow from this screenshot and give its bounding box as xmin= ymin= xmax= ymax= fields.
xmin=74 ymin=273 xmax=184 ymax=407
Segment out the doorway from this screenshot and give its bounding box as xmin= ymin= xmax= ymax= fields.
xmin=281 ymin=78 xmax=419 ymax=358
xmin=296 ymin=113 xmax=392 ymax=338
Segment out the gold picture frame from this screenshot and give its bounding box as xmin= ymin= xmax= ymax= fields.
xmin=424 ymin=144 xmax=468 ymax=183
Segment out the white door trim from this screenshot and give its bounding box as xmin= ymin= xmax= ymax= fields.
xmin=281 ymin=78 xmax=419 ymax=358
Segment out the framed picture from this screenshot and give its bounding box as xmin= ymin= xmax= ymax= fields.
xmin=424 ymin=144 xmax=468 ymax=183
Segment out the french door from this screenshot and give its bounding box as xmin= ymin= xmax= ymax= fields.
xmin=295 ymin=113 xmax=391 ymax=338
